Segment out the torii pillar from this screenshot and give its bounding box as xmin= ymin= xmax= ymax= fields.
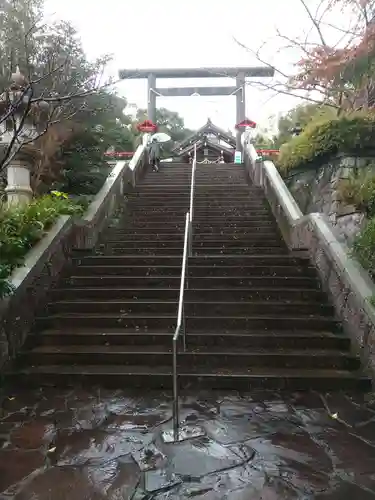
xmin=147 ymin=73 xmax=156 ymax=124
xmin=235 ymin=71 xmax=246 ymax=151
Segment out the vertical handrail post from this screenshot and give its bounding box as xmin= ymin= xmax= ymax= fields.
xmin=172 ymin=336 xmax=179 ymax=441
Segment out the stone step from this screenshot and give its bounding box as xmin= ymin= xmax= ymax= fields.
xmin=195 ymin=234 xmax=283 ymax=243
xmin=124 ymin=210 xmax=271 ymax=218
xmin=125 ymin=196 xmax=264 ymax=203
xmin=100 ymin=240 xmax=187 ymax=249
xmin=47 ymin=300 xmax=334 ymax=317
xmin=127 ymin=193 xmax=258 ymax=199
xmin=73 ymin=254 xmax=307 ymax=266
xmin=72 ymin=264 xmax=317 ymax=278
xmin=65 ymin=275 xmax=319 ymax=289
xmin=110 ymin=220 xmax=277 ymax=230
xmin=34 ymin=329 xmax=351 ymax=351
xmin=137 ymin=180 xmax=248 ymax=186
xmin=103 ymin=239 xmax=284 ymax=250
xmin=136 ymin=184 xmax=248 ymax=190
xmin=106 ymin=226 xmax=278 ymax=235
xmin=126 ymin=207 xmax=271 ymax=215
xmin=194 ymin=211 xmax=273 ymax=217
xmin=102 ymin=235 xmax=283 ymax=246
xmin=122 ymin=215 xmax=273 ymax=223
xmin=96 ymin=247 xmax=289 ymax=256
xmin=103 ymin=228 xmax=281 ymax=246
xmin=9 ymin=365 xmax=370 ymax=391
xmin=50 ymin=287 xmax=325 ymax=302
xmin=126 ymin=203 xmax=268 ymax=210
xmin=23 ymin=345 xmax=360 ymax=371
xmin=97 ymin=246 xmax=185 ymax=255
xmin=192 ymin=247 xmax=288 ymax=255
xmin=137 ymin=180 xmax=248 ymax=185
xmin=35 ymin=313 xmax=339 ymax=332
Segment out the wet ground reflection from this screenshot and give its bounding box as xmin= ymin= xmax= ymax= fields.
xmin=0 ymin=388 xmax=375 ymax=498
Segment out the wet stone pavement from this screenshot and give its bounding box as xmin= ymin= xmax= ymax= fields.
xmin=1 ymin=389 xmax=375 ymax=499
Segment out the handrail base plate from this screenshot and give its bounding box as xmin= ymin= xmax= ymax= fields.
xmin=161 ymin=425 xmax=205 ymax=443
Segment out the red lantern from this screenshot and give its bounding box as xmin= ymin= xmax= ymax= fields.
xmin=257 ymin=149 xmax=279 ymax=155
xmin=136 ymin=119 xmax=158 ymax=133
xmin=235 ymin=119 xmax=257 ymax=130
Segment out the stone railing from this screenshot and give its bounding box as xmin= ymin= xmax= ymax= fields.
xmin=0 ymin=137 xmax=150 ymax=371
xmin=243 ymin=133 xmax=375 ymax=382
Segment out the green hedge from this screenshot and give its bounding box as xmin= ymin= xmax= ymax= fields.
xmin=353 ymin=217 xmax=375 ymax=278
xmin=0 ymin=193 xmax=86 ymax=299
xmin=277 ymin=114 xmax=375 ymax=173
xmin=338 ymin=170 xmax=375 ymax=217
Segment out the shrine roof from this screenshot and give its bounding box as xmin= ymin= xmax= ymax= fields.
xmin=172 ymin=119 xmax=236 ymax=153
xmin=178 ymin=137 xmax=234 ymax=157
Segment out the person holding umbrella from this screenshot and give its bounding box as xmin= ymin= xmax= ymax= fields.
xmin=148 ymin=133 xmax=171 ymax=172
xmin=149 ymin=136 xmax=161 ymax=172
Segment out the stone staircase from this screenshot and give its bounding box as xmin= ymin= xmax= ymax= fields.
xmin=13 ymin=162 xmax=370 ymax=390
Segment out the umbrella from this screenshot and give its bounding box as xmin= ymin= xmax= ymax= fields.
xmin=152 ymin=132 xmax=171 ymax=143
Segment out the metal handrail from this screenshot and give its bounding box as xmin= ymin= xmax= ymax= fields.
xmin=172 ymin=143 xmax=197 ymax=441
xmin=172 ymin=211 xmax=190 ymax=441
xmin=188 ymin=144 xmax=197 ymax=256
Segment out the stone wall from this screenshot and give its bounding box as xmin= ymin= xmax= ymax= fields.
xmin=285 ymin=155 xmax=375 ymax=245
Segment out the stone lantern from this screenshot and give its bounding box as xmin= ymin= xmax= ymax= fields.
xmin=0 ymin=67 xmax=50 ymax=205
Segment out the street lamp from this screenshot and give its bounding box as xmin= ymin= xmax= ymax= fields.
xmin=0 ymin=67 xmax=50 ymax=205
xmin=290 ymin=123 xmax=302 ymax=137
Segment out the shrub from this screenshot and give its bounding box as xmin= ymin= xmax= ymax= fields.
xmin=338 ymin=169 xmax=375 ymax=217
xmin=0 ymin=193 xmax=86 ymax=299
xmin=352 ymin=217 xmax=375 ymax=277
xmin=277 ymin=113 xmax=375 ymax=174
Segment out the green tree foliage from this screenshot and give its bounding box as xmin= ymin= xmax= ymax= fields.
xmin=54 ymin=92 xmax=134 ymax=196
xmin=277 ymin=113 xmax=375 ymax=174
xmin=0 ymin=1 xmax=194 ymax=197
xmin=275 ymin=104 xmax=338 ymax=147
xmin=0 ymin=0 xmax=136 ymax=197
xmin=0 ymin=0 xmax=113 ymax=176
xmin=252 ymin=132 xmax=277 ymax=150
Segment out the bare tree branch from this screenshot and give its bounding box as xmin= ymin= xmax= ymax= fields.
xmin=299 ymin=0 xmax=328 ymax=46
xmin=232 ymin=0 xmax=375 ymax=115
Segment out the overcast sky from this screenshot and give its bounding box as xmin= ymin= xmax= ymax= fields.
xmin=44 ymin=0 xmax=348 ymax=132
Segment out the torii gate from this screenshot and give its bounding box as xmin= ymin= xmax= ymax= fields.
xmin=118 ymin=66 xmax=274 ymax=151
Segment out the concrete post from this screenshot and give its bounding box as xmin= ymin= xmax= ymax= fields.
xmin=236 ymin=72 xmax=246 ymax=152
xmin=5 ymin=157 xmax=33 ymax=206
xmin=147 ymin=73 xmax=156 ymax=124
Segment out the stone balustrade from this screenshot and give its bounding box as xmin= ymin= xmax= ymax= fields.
xmin=0 ymin=137 xmax=150 ymax=371
xmin=243 ymin=133 xmax=375 ymax=383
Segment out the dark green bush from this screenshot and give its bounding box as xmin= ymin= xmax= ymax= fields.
xmin=338 ymin=169 xmax=375 ymax=217
xmin=0 ymin=193 xmax=86 ymax=299
xmin=352 ymin=217 xmax=375 ymax=277
xmin=278 ymin=113 xmax=375 ymax=173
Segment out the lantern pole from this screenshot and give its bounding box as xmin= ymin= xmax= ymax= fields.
xmin=1 ymin=67 xmax=50 ymax=206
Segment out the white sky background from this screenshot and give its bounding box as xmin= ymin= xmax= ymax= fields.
xmin=44 ymin=0 xmax=353 ymax=133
